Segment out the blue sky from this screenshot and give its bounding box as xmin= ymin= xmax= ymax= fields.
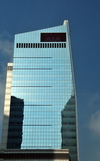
xmin=0 ymin=0 xmax=100 ymax=160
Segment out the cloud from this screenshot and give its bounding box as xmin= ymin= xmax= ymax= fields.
xmin=96 ymin=150 xmax=100 ymax=160
xmin=88 ymin=93 xmax=100 ymax=110
xmin=0 ymin=40 xmax=13 ymax=57
xmin=0 ymin=33 xmax=13 ymax=61
xmin=86 ymin=93 xmax=100 ymax=135
xmin=89 ymin=110 xmax=100 ymax=135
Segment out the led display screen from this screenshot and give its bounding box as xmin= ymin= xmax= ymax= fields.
xmin=41 ymin=33 xmax=66 ymax=42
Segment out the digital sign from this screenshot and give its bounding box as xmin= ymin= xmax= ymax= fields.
xmin=41 ymin=33 xmax=66 ymax=42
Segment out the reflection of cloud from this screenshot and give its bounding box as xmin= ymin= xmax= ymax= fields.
xmin=0 ymin=33 xmax=13 ymax=142
xmin=89 ymin=110 xmax=100 ymax=135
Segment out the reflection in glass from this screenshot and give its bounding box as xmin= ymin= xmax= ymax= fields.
xmin=61 ymin=95 xmax=77 ymax=161
xmin=7 ymin=96 xmax=24 ymax=149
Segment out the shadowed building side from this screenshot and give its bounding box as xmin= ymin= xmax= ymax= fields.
xmin=0 ymin=63 xmax=13 ymax=149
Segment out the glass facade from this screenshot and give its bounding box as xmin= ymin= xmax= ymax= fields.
xmin=6 ymin=22 xmax=78 ymax=161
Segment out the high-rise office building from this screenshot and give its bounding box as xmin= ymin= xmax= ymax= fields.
xmin=1 ymin=20 xmax=79 ymax=161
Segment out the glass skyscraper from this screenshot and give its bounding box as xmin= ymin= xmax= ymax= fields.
xmin=1 ymin=20 xmax=79 ymax=161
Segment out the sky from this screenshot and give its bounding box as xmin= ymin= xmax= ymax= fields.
xmin=0 ymin=0 xmax=100 ymax=160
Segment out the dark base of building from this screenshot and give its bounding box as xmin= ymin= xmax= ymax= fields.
xmin=0 ymin=149 xmax=69 ymax=161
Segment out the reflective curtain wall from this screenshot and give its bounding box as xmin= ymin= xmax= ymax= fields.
xmin=7 ymin=22 xmax=79 ymax=161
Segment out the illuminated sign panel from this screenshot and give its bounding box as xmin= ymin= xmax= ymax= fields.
xmin=41 ymin=33 xmax=66 ymax=42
